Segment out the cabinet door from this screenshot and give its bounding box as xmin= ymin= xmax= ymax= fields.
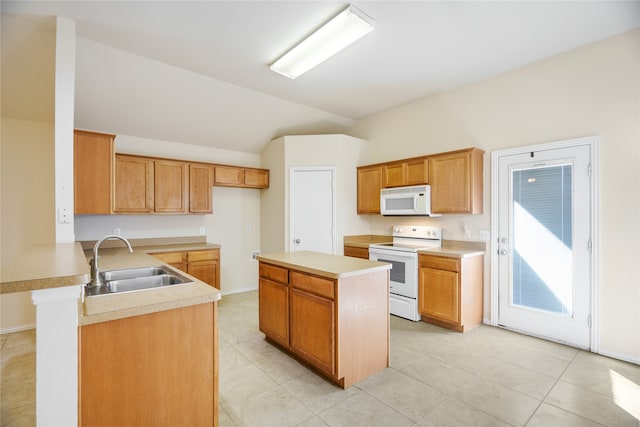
xmin=343 ymin=245 xmax=369 ymax=259
xmin=429 ymin=149 xmax=483 ymax=214
xmin=406 ymin=158 xmax=428 ymax=185
xmin=154 ymin=160 xmax=188 ymax=213
xmin=79 ymin=303 xmax=215 ymax=426
xmin=214 ymin=166 xmax=244 ymax=186
xmin=114 ymin=155 xmax=154 ymax=213
xmin=189 ymin=164 xmax=213 ymax=213
xmin=244 ymin=168 xmax=269 ymax=188
xmin=187 ymin=260 xmax=217 ymax=288
xmin=74 ymin=130 xmax=114 ymax=214
xmin=419 ymin=267 xmax=460 ymax=324
xmin=357 ymin=165 xmax=382 ymax=214
xmin=383 ymin=162 xmax=406 ymax=187
xmin=259 ymin=278 xmax=289 ymax=347
xmin=150 ymin=251 xmax=186 ymax=271
xmin=290 ymin=289 xmax=335 ymax=376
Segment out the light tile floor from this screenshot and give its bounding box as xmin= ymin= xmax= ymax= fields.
xmin=2 ymin=290 xmax=639 ymax=426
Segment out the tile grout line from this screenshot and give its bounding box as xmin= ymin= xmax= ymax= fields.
xmin=520 ymin=349 xmax=601 ymax=426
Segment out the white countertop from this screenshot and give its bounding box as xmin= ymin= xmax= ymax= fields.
xmin=257 ymin=250 xmax=391 ymax=279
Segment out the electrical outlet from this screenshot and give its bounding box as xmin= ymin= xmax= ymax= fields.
xmin=251 ymin=250 xmax=260 ymax=260
xmin=57 ymin=208 xmax=71 ymax=224
xmin=479 ymin=230 xmax=490 ymax=241
xmin=199 ymin=227 xmax=206 ymax=235
xmin=113 ymin=228 xmax=121 ymax=236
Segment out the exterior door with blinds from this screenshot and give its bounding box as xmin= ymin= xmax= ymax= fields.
xmin=496 ymin=141 xmax=593 ymax=349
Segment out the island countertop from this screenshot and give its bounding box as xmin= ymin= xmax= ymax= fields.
xmin=256 ymin=250 xmax=391 ymax=279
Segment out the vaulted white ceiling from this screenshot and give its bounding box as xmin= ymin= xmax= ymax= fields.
xmin=2 ymin=1 xmax=639 ymax=153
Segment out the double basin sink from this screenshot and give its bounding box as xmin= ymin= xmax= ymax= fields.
xmin=85 ymin=265 xmax=192 ymax=297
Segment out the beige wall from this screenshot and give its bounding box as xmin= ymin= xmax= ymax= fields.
xmin=1 ymin=118 xmax=57 ymax=330
xmin=260 ymin=135 xmax=371 ymax=256
xmin=349 ymin=29 xmax=640 ymax=362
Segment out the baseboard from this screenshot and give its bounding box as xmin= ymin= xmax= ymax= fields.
xmin=220 ymin=286 xmax=258 ymax=296
xmin=597 ymin=348 xmax=640 ymax=366
xmin=1 ymin=323 xmax=36 ymax=335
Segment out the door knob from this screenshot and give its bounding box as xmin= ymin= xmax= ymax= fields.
xmin=499 ymin=249 xmax=508 ymax=255
xmin=294 ymin=239 xmax=301 ymax=244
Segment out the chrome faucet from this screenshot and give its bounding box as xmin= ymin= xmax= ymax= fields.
xmin=89 ymin=235 xmax=133 ymax=287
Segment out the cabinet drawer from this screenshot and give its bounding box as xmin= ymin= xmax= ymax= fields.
xmin=419 ymin=255 xmax=460 ymax=272
xmin=151 ymin=251 xmax=185 ymax=264
xmin=186 ymin=249 xmax=218 ymax=262
xmin=291 ymin=272 xmax=335 ymax=300
xmin=259 ymin=263 xmax=289 ymax=284
xmin=344 ymin=245 xmax=369 ymax=259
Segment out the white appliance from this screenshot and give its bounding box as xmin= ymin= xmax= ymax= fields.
xmin=380 ymin=185 xmax=438 ymax=216
xmin=369 ymin=225 xmax=442 ymax=321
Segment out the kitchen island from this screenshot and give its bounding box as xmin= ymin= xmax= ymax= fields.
xmin=257 ymin=251 xmax=391 ymax=388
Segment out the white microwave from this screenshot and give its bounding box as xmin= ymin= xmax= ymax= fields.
xmin=380 ymin=185 xmax=438 ymax=216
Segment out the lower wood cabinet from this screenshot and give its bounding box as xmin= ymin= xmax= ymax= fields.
xmin=258 ymin=261 xmax=389 ymax=388
xmin=290 ymin=272 xmax=336 ymax=377
xmin=151 ymin=248 xmax=220 ymax=289
xmin=343 ymin=244 xmax=369 ymax=259
xmin=258 ymin=263 xmax=289 ymax=348
xmin=418 ymin=253 xmax=484 ymax=332
xmin=78 ymin=303 xmax=218 ymax=426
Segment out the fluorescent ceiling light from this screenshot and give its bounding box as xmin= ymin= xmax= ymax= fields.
xmin=270 ymin=4 xmax=374 ymax=79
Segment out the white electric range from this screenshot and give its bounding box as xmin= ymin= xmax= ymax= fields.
xmin=369 ymin=225 xmax=442 ymax=321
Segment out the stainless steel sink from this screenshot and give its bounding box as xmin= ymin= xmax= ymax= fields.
xmin=85 ymin=266 xmax=192 ymax=297
xmin=99 ymin=266 xmax=173 ymax=281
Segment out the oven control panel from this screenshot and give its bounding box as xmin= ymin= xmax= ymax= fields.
xmin=392 ymin=225 xmax=441 ymax=240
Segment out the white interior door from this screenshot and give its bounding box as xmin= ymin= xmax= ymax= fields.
xmin=290 ymin=167 xmax=335 ymax=254
xmin=496 ymin=141 xmax=593 ymax=349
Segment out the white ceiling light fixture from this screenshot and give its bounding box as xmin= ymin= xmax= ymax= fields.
xmin=270 ymin=4 xmax=374 ymax=79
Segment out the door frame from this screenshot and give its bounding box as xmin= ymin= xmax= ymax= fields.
xmin=289 ymin=166 xmax=337 ymax=254
xmin=490 ymin=136 xmax=600 ymax=352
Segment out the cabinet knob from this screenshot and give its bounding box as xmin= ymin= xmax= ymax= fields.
xmin=294 ymin=239 xmax=301 ymax=244
xmin=499 ymin=249 xmax=508 ymax=255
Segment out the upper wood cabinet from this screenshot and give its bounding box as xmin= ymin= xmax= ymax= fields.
xmin=74 ymin=130 xmax=115 ymax=214
xmin=357 ymin=165 xmax=383 ymax=214
xmin=113 ymin=155 xmax=215 ymax=215
xmin=214 ymin=165 xmax=243 ymax=186
xmin=154 ymin=160 xmax=189 ymax=213
xmin=243 ymin=168 xmax=270 ymax=188
xmin=74 ymin=128 xmax=269 ymax=216
xmin=429 ymin=148 xmax=484 ymax=214
xmin=383 ymin=158 xmax=429 ymax=188
xmin=214 ymin=165 xmax=269 ymax=189
xmin=406 ymin=158 xmax=429 ymax=186
xmin=189 ymin=164 xmax=214 ymax=213
xmin=113 ymin=155 xmax=154 ymax=213
xmin=357 ymin=147 xmax=483 ymax=215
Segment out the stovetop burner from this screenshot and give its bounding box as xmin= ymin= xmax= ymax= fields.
xmin=369 ymin=225 xmax=442 ymax=253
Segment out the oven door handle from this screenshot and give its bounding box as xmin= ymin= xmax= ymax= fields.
xmin=369 ymin=248 xmax=418 ymax=259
